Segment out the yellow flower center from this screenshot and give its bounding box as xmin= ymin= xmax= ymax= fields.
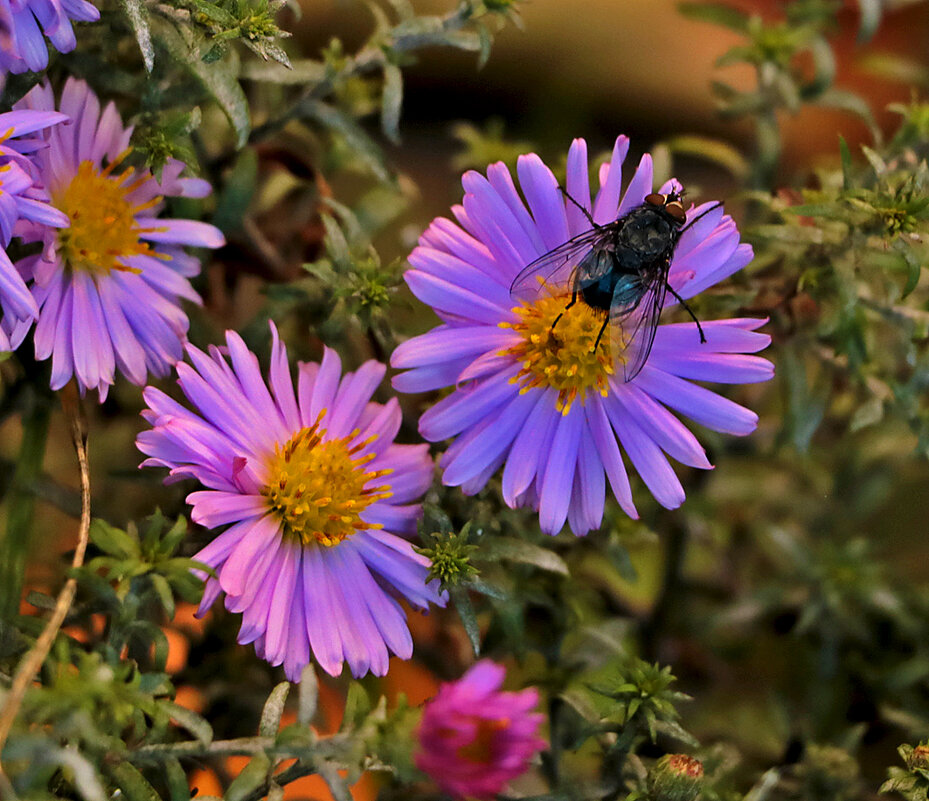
xmin=499 ymin=296 xmax=615 ymax=415
xmin=53 ymin=153 xmax=164 ymax=276
xmin=262 ymin=415 xmax=392 ymax=548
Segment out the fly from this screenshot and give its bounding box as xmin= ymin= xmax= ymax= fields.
xmin=509 ymin=189 xmax=720 ymax=382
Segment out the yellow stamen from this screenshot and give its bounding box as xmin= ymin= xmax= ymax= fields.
xmin=500 ymin=296 xmax=618 ymax=414
xmin=262 ymin=421 xmax=386 ymax=548
xmin=53 ymin=155 xmax=157 ymax=277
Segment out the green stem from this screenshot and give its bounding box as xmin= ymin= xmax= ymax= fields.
xmin=0 ymin=391 xmax=52 ymax=623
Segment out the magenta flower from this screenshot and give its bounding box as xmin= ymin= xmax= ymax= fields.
xmin=12 ymin=78 xmax=224 ymax=399
xmin=391 ymin=136 xmax=773 ymax=535
xmin=137 ymin=323 xmax=444 ymax=681
xmin=0 ymin=0 xmax=99 ymax=75
xmin=0 ymin=108 xmax=68 ymax=350
xmin=416 ymin=660 xmax=545 ymax=800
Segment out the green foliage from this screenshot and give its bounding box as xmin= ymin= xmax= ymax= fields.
xmin=749 ymin=110 xmax=929 ymax=452
xmin=585 ymin=659 xmax=694 ymax=749
xmin=681 ymin=0 xmax=877 ymax=185
xmin=883 ymin=743 xmax=929 ymax=800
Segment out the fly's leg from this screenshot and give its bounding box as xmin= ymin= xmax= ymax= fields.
xmin=666 ymin=283 xmax=706 ymax=343
xmin=558 ymin=186 xmax=600 ymax=229
xmin=592 ymin=314 xmax=610 ymax=352
xmin=551 ymin=290 xmax=577 ymax=335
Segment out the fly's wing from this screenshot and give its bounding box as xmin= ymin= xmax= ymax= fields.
xmin=610 ymin=265 xmax=669 ymax=383
xmin=510 ymin=226 xmax=614 ymax=302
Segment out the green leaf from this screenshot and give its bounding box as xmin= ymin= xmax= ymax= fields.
xmin=52 ymin=747 xmax=107 ymax=801
xmin=213 ymin=147 xmax=257 ymax=233
xmin=894 ymin=237 xmax=922 ymax=298
xmin=164 ymin=757 xmax=192 ymax=801
xmin=814 ymin=90 xmax=878 ymax=140
xmin=478 ymin=537 xmax=569 ymax=575
xmin=300 ymin=100 xmax=391 ymax=183
xmin=464 ymin=577 xmax=506 ymax=599
xmin=781 ymin=346 xmax=828 ymax=452
xmin=381 ymin=62 xmax=403 ymax=144
xmin=163 ymin=700 xmax=213 ymax=745
xmin=260 ymin=681 xmax=291 ymax=737
xmin=240 ymin=57 xmax=325 ymax=83
xmin=342 ymin=681 xmax=371 ymax=731
xmin=153 ymin=17 xmax=250 ymax=147
xmin=119 ymin=0 xmax=154 ymax=71
xmin=298 ymin=663 xmax=319 ymax=725
xmin=654 ymin=718 xmax=700 ymax=746
xmin=678 ymin=2 xmax=750 ymax=32
xmin=225 ymin=753 xmax=271 ymax=801
xmin=839 ymin=135 xmax=852 ymax=191
xmin=321 ymin=213 xmax=351 ymax=265
xmin=149 ymin=573 xmax=175 ymax=618
xmin=449 ymin=584 xmax=481 ymax=655
xmin=663 ymin=134 xmax=749 ymax=180
xmin=856 ymin=0 xmax=882 ymax=43
xmin=90 ymin=519 xmax=139 ymax=559
xmin=850 ymin=396 xmax=885 ymax=432
xmin=106 ymin=762 xmax=161 ymax=801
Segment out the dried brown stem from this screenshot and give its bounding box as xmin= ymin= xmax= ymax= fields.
xmin=0 ymin=383 xmax=90 ymax=783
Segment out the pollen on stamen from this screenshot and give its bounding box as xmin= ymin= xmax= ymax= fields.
xmin=53 ymin=158 xmax=159 ymax=277
xmin=262 ymin=420 xmax=391 ymax=548
xmin=499 ymin=296 xmax=618 ymax=413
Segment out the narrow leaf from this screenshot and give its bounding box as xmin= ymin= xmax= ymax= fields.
xmin=213 ymin=147 xmax=258 ymax=234
xmin=850 ymin=396 xmax=884 ymax=432
xmin=106 ymin=762 xmax=161 ymax=801
xmin=838 ymin=135 xmax=852 ymax=191
xmin=153 ymin=18 xmax=250 ymax=147
xmin=298 ymin=663 xmax=319 ymax=725
xmin=120 ymin=0 xmax=154 ymax=71
xmin=53 ymin=748 xmax=106 ymax=801
xmin=342 ymin=681 xmax=371 ymax=730
xmin=164 ymin=757 xmax=192 ymax=801
xmin=856 ymin=0 xmax=882 ymax=43
xmin=226 ymin=753 xmax=271 ymax=801
xmin=449 ymin=584 xmax=481 ymax=655
xmin=149 ymin=573 xmax=175 ymax=618
xmin=260 ymin=681 xmax=291 ymax=737
xmin=479 ymin=537 xmax=569 ymax=575
xmin=300 ymin=100 xmax=391 ymax=183
xmin=240 ymin=58 xmax=325 ymax=83
xmin=381 ymin=62 xmax=403 ymax=143
xmin=163 ymin=700 xmax=213 ymax=745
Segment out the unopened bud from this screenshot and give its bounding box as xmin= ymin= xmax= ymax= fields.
xmin=650 ymin=754 xmax=704 ymax=801
xmin=907 ymin=744 xmax=929 ymax=771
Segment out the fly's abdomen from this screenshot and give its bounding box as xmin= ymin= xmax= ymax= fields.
xmin=580 ymin=272 xmax=617 ymax=312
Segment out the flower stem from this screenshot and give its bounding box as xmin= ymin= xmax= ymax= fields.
xmin=0 ymin=390 xmax=52 ymax=622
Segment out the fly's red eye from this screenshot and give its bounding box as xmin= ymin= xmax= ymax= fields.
xmin=665 ymin=201 xmax=686 ymax=222
xmin=644 ymin=193 xmax=665 ymax=206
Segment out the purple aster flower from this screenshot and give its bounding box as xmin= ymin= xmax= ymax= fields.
xmin=391 ymin=136 xmax=774 ymax=535
xmin=415 ymin=660 xmax=545 ymax=800
xmin=12 ymin=78 xmax=224 ymax=399
xmin=0 ymin=0 xmax=99 ymax=76
xmin=137 ymin=323 xmax=444 ymax=681
xmin=0 ymin=108 xmax=69 ymax=349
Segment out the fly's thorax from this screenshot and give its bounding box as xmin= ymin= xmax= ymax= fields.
xmin=616 ymin=207 xmax=679 ymax=260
